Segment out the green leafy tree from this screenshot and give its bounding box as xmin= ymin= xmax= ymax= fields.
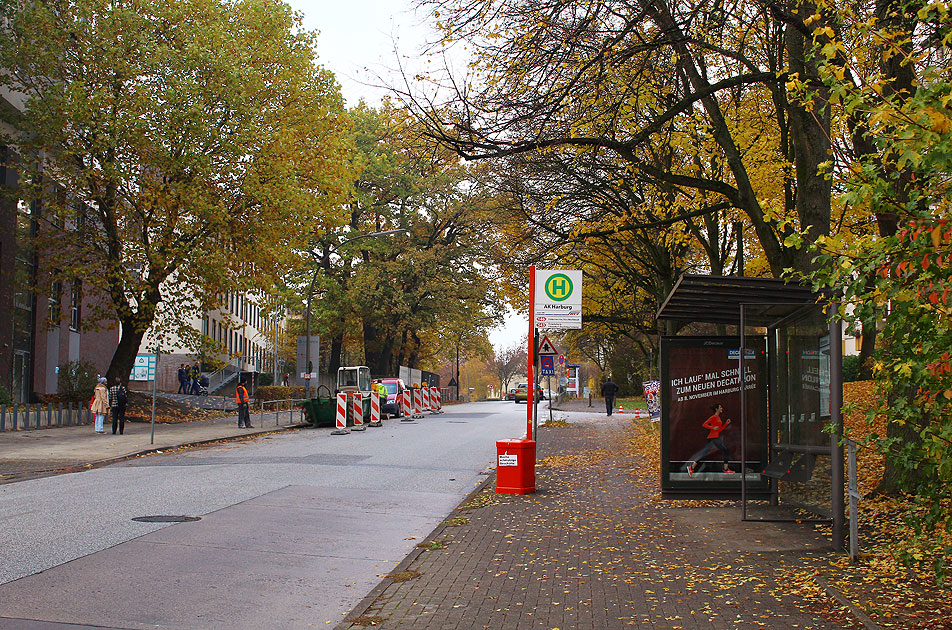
xmin=804 ymin=0 xmax=952 ymax=580
xmin=0 ymin=0 xmax=352 ymax=383
xmin=310 ymin=103 xmax=502 ymax=376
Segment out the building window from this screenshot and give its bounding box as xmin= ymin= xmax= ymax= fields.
xmin=70 ymin=281 xmax=81 ymax=331
xmin=48 ymin=280 xmax=62 ymax=325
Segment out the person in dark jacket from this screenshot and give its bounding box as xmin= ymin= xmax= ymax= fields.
xmin=108 ymin=377 xmax=128 ymax=435
xmin=601 ymin=378 xmax=620 ymax=416
xmin=177 ymin=364 xmax=188 ymax=394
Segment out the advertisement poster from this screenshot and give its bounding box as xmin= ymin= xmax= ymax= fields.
xmin=643 ymin=380 xmax=661 ymax=422
xmin=661 ymin=337 xmax=767 ymax=488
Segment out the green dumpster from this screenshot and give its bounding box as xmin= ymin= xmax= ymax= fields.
xmin=301 ymin=386 xmax=337 ymax=427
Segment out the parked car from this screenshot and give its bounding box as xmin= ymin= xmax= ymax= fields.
xmin=505 ymin=387 xmax=517 ymax=401
xmin=514 ymin=383 xmax=545 ymax=403
xmin=377 ymin=378 xmax=406 ymax=417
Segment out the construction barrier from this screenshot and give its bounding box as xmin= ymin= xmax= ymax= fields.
xmin=333 ymin=392 xmax=349 ymax=435
xmin=401 ymin=390 xmax=413 ymax=422
xmin=430 ymin=387 xmax=442 ymax=413
xmin=412 ymin=388 xmax=424 ymax=419
xmin=351 ymin=392 xmax=365 ymax=431
xmin=422 ymin=387 xmax=430 ymax=411
xmin=369 ymin=390 xmax=382 ymax=427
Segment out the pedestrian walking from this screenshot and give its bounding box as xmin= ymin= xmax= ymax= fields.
xmin=177 ymin=364 xmax=188 ymax=394
xmin=601 ymin=378 xmax=620 ymax=416
xmin=686 ymin=403 xmax=734 ymax=476
xmin=108 ymin=377 xmax=128 ymax=435
xmin=236 ymin=379 xmax=252 ymax=428
xmin=90 ymin=377 xmax=109 ymax=433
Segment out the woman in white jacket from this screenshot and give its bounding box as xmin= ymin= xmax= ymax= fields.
xmin=91 ymin=377 xmax=110 ymax=434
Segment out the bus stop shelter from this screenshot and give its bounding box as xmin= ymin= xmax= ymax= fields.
xmin=656 ymin=275 xmax=845 ymax=551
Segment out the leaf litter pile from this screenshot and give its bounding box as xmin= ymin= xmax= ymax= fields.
xmin=346 ymin=389 xmax=950 ymax=630
xmin=621 ymin=381 xmax=951 ymax=629
xmin=125 ymin=391 xmax=228 ymax=425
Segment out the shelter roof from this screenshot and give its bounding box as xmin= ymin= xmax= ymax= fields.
xmin=656 ymin=274 xmax=823 ymax=327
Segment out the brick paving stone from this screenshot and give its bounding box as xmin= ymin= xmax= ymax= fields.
xmin=339 ymin=420 xmax=844 ymax=630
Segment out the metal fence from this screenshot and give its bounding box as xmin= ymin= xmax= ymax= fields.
xmin=257 ymin=398 xmax=306 ymax=427
xmin=0 ymin=403 xmax=93 ymax=432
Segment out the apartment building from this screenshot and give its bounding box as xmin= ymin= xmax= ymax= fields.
xmin=1 ymin=89 xmax=119 ymax=403
xmin=134 ymin=291 xmax=280 ymax=394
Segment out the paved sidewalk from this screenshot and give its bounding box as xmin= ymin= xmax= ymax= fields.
xmin=0 ymin=408 xmax=307 ymax=484
xmin=338 ymin=418 xmax=842 ymax=630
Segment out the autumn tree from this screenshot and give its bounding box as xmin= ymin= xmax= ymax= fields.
xmin=0 ymin=0 xmax=353 ymax=383
xmin=309 ymin=103 xmax=502 ymax=377
xmin=800 ymin=0 xmax=952 ymax=579
xmin=404 ymin=0 xmax=840 ymax=277
xmin=489 ymin=343 xmax=528 ymax=394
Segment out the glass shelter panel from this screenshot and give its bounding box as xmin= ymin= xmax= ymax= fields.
xmin=745 ymin=307 xmax=834 ymax=521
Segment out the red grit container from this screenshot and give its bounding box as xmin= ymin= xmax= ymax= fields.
xmin=495 ymin=438 xmax=536 ymax=494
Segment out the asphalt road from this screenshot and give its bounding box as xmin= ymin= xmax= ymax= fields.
xmin=0 ymin=401 xmax=532 ymax=630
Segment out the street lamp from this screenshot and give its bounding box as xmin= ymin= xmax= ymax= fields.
xmin=303 ymin=229 xmax=409 ymax=397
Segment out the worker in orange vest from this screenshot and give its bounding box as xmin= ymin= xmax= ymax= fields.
xmin=236 ymin=378 xmax=252 ymax=428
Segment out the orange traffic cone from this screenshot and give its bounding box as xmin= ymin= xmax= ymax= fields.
xmin=618 ymin=402 xmax=624 ymax=413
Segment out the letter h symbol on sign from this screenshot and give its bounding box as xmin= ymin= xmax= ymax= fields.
xmin=552 ymin=278 xmax=567 ymax=294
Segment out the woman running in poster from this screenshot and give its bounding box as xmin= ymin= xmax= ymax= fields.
xmin=686 ymin=403 xmax=735 ymax=476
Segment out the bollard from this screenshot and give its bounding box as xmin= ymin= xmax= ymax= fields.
xmin=401 ymin=390 xmax=413 ymax=422
xmin=351 ymin=392 xmax=366 ymax=431
xmin=369 ymin=391 xmax=382 ymax=427
xmin=412 ymin=388 xmax=424 ymax=419
xmin=332 ymin=392 xmax=349 ymax=435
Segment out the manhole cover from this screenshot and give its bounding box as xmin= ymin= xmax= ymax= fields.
xmin=131 ymin=515 xmax=201 ymax=523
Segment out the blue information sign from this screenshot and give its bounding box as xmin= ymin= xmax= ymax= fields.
xmin=539 ymin=355 xmax=555 ymax=376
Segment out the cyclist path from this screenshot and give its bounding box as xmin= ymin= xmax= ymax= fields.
xmin=338 ymin=418 xmax=842 ymax=630
xmin=0 ymin=410 xmax=304 ymax=484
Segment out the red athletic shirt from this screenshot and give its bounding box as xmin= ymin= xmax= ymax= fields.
xmin=702 ymin=415 xmax=726 ymax=439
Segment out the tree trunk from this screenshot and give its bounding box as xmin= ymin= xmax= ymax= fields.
xmin=362 ymin=320 xmax=396 ymax=377
xmin=329 ymin=333 xmax=343 ymax=379
xmin=105 ymin=319 xmax=146 ymax=387
xmin=785 ymin=8 xmax=833 ymax=270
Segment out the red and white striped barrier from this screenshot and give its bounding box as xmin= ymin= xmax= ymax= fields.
xmin=369 ymin=390 xmax=382 ymax=427
xmin=422 ymin=387 xmax=430 ymax=411
xmin=333 ymin=392 xmax=349 ymax=434
xmin=412 ymin=388 xmax=424 ymax=419
xmin=430 ymin=387 xmax=442 ymax=413
xmin=401 ymin=389 xmax=413 ymax=421
xmin=351 ymin=392 xmax=365 ymax=431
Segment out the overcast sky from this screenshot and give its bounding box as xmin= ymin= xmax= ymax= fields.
xmin=285 ymin=0 xmax=433 ymax=105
